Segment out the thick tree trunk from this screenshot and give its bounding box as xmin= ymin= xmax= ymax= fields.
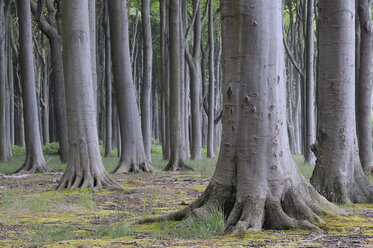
xmin=15 ymin=0 xmax=53 ymax=173
xmin=356 ymin=0 xmax=373 ymax=173
xmin=103 ymin=0 xmax=112 ymax=158
xmin=163 ymin=0 xmax=192 ymax=171
xmin=207 ymin=0 xmax=215 ymax=158
xmin=31 ymin=0 xmax=68 ymax=163
xmin=304 ymin=0 xmax=316 ymax=165
xmin=142 ymin=0 xmax=340 ymax=231
xmin=310 ymin=0 xmax=373 ymax=204
xmin=140 ymin=0 xmax=152 ymax=160
xmin=58 ymin=0 xmax=119 ymax=191
xmin=108 ymin=0 xmax=153 ymax=173
xmin=89 ymin=0 xmax=98 ymax=113
xmin=0 ymin=0 xmax=7 ymax=161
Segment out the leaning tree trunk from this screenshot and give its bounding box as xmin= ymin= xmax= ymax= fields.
xmin=163 ymin=0 xmax=192 ymax=171
xmin=140 ymin=0 xmax=153 ymax=160
xmin=356 ymin=0 xmax=373 ymax=173
xmin=141 ymin=0 xmax=340 ymax=232
xmin=57 ymin=0 xmax=119 ymax=191
xmin=14 ymin=0 xmax=53 ymax=173
xmin=108 ymin=0 xmax=154 ymax=173
xmin=310 ymin=0 xmax=373 ymax=204
xmin=303 ymin=0 xmax=316 ymax=165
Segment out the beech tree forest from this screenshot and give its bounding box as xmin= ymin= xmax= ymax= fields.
xmin=0 ymin=0 xmax=373 ymax=247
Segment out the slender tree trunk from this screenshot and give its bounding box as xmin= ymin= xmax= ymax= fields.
xmin=108 ymin=0 xmax=154 ymax=173
xmin=89 ymin=0 xmax=98 ymax=113
xmin=57 ymin=0 xmax=119 ymax=191
xmin=14 ymin=0 xmax=53 ymax=173
xmin=163 ymin=0 xmax=192 ymax=171
xmin=356 ymin=0 xmax=373 ymax=173
xmin=310 ymin=0 xmax=373 ymax=203
xmin=207 ymin=0 xmax=215 ymax=158
xmin=0 ymin=0 xmax=7 ymax=161
xmin=140 ymin=0 xmax=153 ymax=160
xmin=304 ymin=0 xmax=316 ymax=165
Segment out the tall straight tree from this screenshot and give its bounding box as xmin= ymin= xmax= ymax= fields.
xmin=140 ymin=0 xmax=153 ymax=160
xmin=356 ymin=0 xmax=373 ymax=173
xmin=89 ymin=0 xmax=98 ymax=111
xmin=142 ymin=0 xmax=339 ymax=230
xmin=57 ymin=0 xmax=118 ymax=190
xmin=14 ymin=0 xmax=52 ymax=173
xmin=163 ymin=0 xmax=192 ymax=171
xmin=185 ymin=0 xmax=203 ymax=160
xmin=310 ymin=0 xmax=373 ymax=203
xmin=108 ymin=0 xmax=154 ymax=173
xmin=304 ymin=0 xmax=315 ymax=165
xmin=30 ymin=0 xmax=68 ymax=163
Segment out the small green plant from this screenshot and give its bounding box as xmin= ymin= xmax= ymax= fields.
xmin=28 ymin=224 xmax=75 ymax=244
xmin=42 ymin=142 xmax=60 ymax=155
xmin=92 ymin=223 xmax=132 ymax=238
xmin=11 ymin=145 xmax=26 ymax=155
xmin=76 ymin=189 xmax=96 ymax=209
xmin=151 ymin=145 xmax=162 ymax=154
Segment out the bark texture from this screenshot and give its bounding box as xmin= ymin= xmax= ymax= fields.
xmin=310 ymin=0 xmax=373 ymax=204
xmin=356 ymin=0 xmax=373 ymax=173
xmin=0 ymin=0 xmax=7 ymax=161
xmin=141 ymin=0 xmax=339 ymax=231
xmin=108 ymin=0 xmax=154 ymax=173
xmin=58 ymin=0 xmax=119 ymax=191
xmin=14 ymin=0 xmax=53 ymax=173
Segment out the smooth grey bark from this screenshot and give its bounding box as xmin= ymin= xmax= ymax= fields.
xmin=185 ymin=0 xmax=203 ymax=160
xmin=310 ymin=0 xmax=373 ymax=204
xmin=31 ymin=0 xmax=68 ymax=163
xmin=163 ymin=0 xmax=192 ymax=171
xmin=89 ymin=0 xmax=98 ymax=112
xmin=140 ymin=0 xmax=152 ymax=160
xmin=206 ymin=0 xmax=214 ymax=158
xmin=356 ymin=0 xmax=373 ymax=173
xmin=0 ymin=0 xmax=7 ymax=161
xmin=103 ymin=0 xmax=112 ymax=158
xmin=14 ymin=0 xmax=53 ymax=173
xmin=108 ymin=0 xmax=154 ymax=173
xmin=141 ymin=0 xmax=339 ymax=231
xmin=57 ymin=0 xmax=119 ymax=191
xmin=304 ymin=0 xmax=316 ymax=165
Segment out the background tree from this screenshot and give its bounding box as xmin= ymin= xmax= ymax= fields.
xmin=310 ymin=0 xmax=373 ymax=203
xmin=57 ymin=0 xmax=118 ymax=190
xmin=14 ymin=0 xmax=52 ymax=173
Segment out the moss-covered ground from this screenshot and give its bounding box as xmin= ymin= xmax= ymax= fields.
xmin=0 ymin=150 xmax=372 ymax=247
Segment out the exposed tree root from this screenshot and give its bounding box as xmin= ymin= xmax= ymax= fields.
xmin=12 ymin=157 xmax=54 ymax=174
xmin=138 ymin=181 xmax=342 ymax=233
xmin=112 ymin=159 xmax=155 ymax=173
xmin=163 ymin=159 xmax=194 ymax=171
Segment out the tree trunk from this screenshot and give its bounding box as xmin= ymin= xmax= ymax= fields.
xmin=103 ymin=0 xmax=112 ymax=158
xmin=0 ymin=0 xmax=7 ymax=161
xmin=89 ymin=0 xmax=98 ymax=114
xmin=356 ymin=0 xmax=373 ymax=173
xmin=310 ymin=0 xmax=373 ymax=204
xmin=14 ymin=0 xmax=53 ymax=173
xmin=304 ymin=0 xmax=316 ymax=165
xmin=140 ymin=0 xmax=152 ymax=160
xmin=163 ymin=0 xmax=192 ymax=171
xmin=108 ymin=0 xmax=153 ymax=173
xmin=207 ymin=0 xmax=215 ymax=158
xmin=142 ymin=0 xmax=340 ymax=231
xmin=57 ymin=0 xmax=119 ymax=191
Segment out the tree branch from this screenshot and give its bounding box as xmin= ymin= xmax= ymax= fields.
xmin=283 ymin=35 xmax=305 ymax=80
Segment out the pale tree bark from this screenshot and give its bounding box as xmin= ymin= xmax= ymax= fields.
xmin=140 ymin=0 xmax=152 ymax=160
xmin=185 ymin=0 xmax=203 ymax=160
xmin=163 ymin=0 xmax=193 ymax=171
xmin=14 ymin=0 xmax=53 ymax=173
xmin=89 ymin=0 xmax=98 ymax=112
xmin=103 ymin=0 xmax=112 ymax=158
xmin=141 ymin=0 xmax=340 ymax=231
xmin=31 ymin=0 xmax=68 ymax=163
xmin=356 ymin=0 xmax=373 ymax=173
xmin=311 ymin=0 xmax=373 ymax=204
xmin=206 ymin=0 xmax=214 ymax=158
xmin=57 ymin=0 xmax=119 ymax=191
xmin=304 ymin=0 xmax=316 ymax=165
xmin=108 ymin=0 xmax=154 ymax=173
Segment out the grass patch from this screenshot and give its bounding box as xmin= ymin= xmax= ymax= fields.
xmin=28 ymin=224 xmax=75 ymax=244
xmin=91 ymin=222 xmax=132 ymax=238
xmin=156 ymin=205 xmax=224 ymax=239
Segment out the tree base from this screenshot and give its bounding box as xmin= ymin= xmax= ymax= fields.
xmin=112 ymin=159 xmax=154 ymax=173
xmin=12 ymin=157 xmax=54 ymax=174
xmin=139 ymin=180 xmax=341 ymax=232
xmin=163 ymin=159 xmax=194 ymax=171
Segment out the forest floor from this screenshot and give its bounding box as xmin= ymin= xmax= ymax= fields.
xmin=0 ymin=149 xmax=373 ymax=247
